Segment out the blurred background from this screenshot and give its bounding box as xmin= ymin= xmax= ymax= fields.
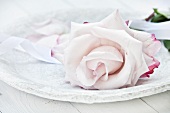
xmin=0 ymin=0 xmax=170 ymax=30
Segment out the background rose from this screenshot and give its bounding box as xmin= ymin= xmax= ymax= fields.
xmin=26 ymin=19 xmax=70 ymax=63
xmin=63 ymin=10 xmax=161 ymax=90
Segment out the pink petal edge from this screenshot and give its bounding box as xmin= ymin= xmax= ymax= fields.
xmin=140 ymin=58 xmax=160 ymax=78
xmin=83 ymin=22 xmax=89 ymax=24
xmin=51 ymin=50 xmax=54 ymax=57
xmin=125 ymin=20 xmax=129 ymax=26
xmin=151 ymin=34 xmax=157 ymax=41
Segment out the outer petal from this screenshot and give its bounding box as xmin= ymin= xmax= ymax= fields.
xmin=131 ymin=29 xmax=161 ymax=57
xmin=34 ymin=34 xmax=70 ymax=63
xmin=140 ymin=58 xmax=160 ymax=78
xmin=70 ymin=22 xmax=100 ymax=40
xmin=143 ymin=53 xmax=155 ymax=66
xmin=70 ymin=10 xmax=133 ymax=40
xmin=34 ymin=19 xmax=69 ymax=35
xmin=36 ymin=35 xmax=59 ymax=48
xmin=64 ymin=34 xmax=100 ymax=82
xmin=132 ymin=29 xmax=161 ymax=77
xmin=101 ymin=10 xmax=133 ymax=36
xmin=146 ymin=34 xmax=161 ymax=56
xmin=57 ymin=34 xmax=70 ymax=45
xmin=52 ymin=34 xmax=70 ymax=54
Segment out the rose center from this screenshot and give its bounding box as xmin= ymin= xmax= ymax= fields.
xmin=86 ymin=46 xmax=123 ymax=81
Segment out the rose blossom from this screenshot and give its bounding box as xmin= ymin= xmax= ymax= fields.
xmin=60 ymin=10 xmax=161 ymax=90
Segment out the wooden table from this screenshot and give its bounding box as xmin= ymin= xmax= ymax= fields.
xmin=0 ymin=0 xmax=170 ymax=113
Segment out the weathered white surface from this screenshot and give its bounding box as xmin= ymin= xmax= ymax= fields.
xmin=0 ymin=0 xmax=170 ymax=112
xmin=1 ymin=0 xmax=170 ymax=30
xmin=142 ymin=92 xmax=170 ymax=113
xmin=0 ymin=81 xmax=80 ymax=113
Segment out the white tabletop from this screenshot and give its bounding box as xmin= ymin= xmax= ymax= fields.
xmin=0 ymin=0 xmax=170 ymax=113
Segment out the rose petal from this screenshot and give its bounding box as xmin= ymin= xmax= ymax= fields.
xmin=143 ymin=53 xmax=155 ymax=66
xmin=36 ymin=35 xmax=59 ymax=48
xmin=57 ymin=34 xmax=69 ymax=45
xmin=149 ymin=58 xmax=160 ymax=70
xmin=51 ymin=51 xmax=64 ymax=63
xmin=101 ymin=10 xmax=133 ymax=36
xmin=76 ymin=46 xmax=123 ymax=87
xmin=91 ymin=27 xmax=149 ymax=82
xmin=76 ymin=58 xmax=100 ymax=86
xmin=100 ymin=38 xmax=121 ymax=50
xmin=125 ymin=20 xmax=129 ymax=26
xmin=131 ymin=29 xmax=152 ymax=42
xmin=70 ymin=10 xmax=133 ymax=40
xmin=93 ymin=52 xmax=134 ymax=89
xmin=86 ymin=46 xmax=123 ymax=75
xmin=85 ymin=46 xmax=123 ymax=62
xmin=64 ymin=34 xmax=101 ymax=81
xmin=146 ymin=40 xmax=161 ymax=56
xmin=33 ymin=19 xmax=51 ymax=28
xmin=140 ymin=58 xmax=160 ymax=78
xmin=52 ymin=34 xmax=69 ymax=54
xmin=76 ymin=59 xmax=122 ymax=87
xmin=132 ymin=29 xmax=161 ymax=57
xmin=70 ymin=22 xmax=100 ymax=40
xmin=33 ymin=19 xmax=69 ymax=35
xmin=26 ymin=34 xmax=45 ymax=42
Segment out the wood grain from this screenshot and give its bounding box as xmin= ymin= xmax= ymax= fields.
xmin=0 ymin=81 xmax=80 ymax=113
xmin=72 ymin=99 xmax=158 ymax=113
xmin=0 ymin=0 xmax=27 ymax=30
xmin=142 ymin=92 xmax=170 ymax=113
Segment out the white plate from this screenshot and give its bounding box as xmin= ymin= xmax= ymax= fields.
xmin=0 ymin=9 xmax=170 ymax=103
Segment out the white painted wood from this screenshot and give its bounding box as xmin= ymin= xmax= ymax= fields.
xmin=13 ymin=0 xmax=72 ymax=15
xmin=64 ymin=0 xmax=170 ymax=20
xmin=0 ymin=81 xmax=80 ymax=113
xmin=64 ymin=0 xmax=124 ymax=8
xmin=72 ymin=99 xmax=158 ymax=113
xmin=0 ymin=0 xmax=27 ymax=30
xmin=142 ymin=91 xmax=170 ymax=113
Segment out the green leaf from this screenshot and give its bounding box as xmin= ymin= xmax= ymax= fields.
xmin=163 ymin=40 xmax=170 ymax=52
xmin=153 ymin=8 xmax=162 ymax=15
xmin=151 ymin=14 xmax=169 ymax=22
xmin=151 ymin=8 xmax=169 ymax=22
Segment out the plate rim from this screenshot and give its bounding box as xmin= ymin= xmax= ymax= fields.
xmin=0 ymin=64 xmax=170 ymax=103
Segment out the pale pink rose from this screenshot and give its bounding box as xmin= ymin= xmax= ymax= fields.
xmin=51 ymin=34 xmax=69 ymax=62
xmin=63 ymin=10 xmax=161 ymax=90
